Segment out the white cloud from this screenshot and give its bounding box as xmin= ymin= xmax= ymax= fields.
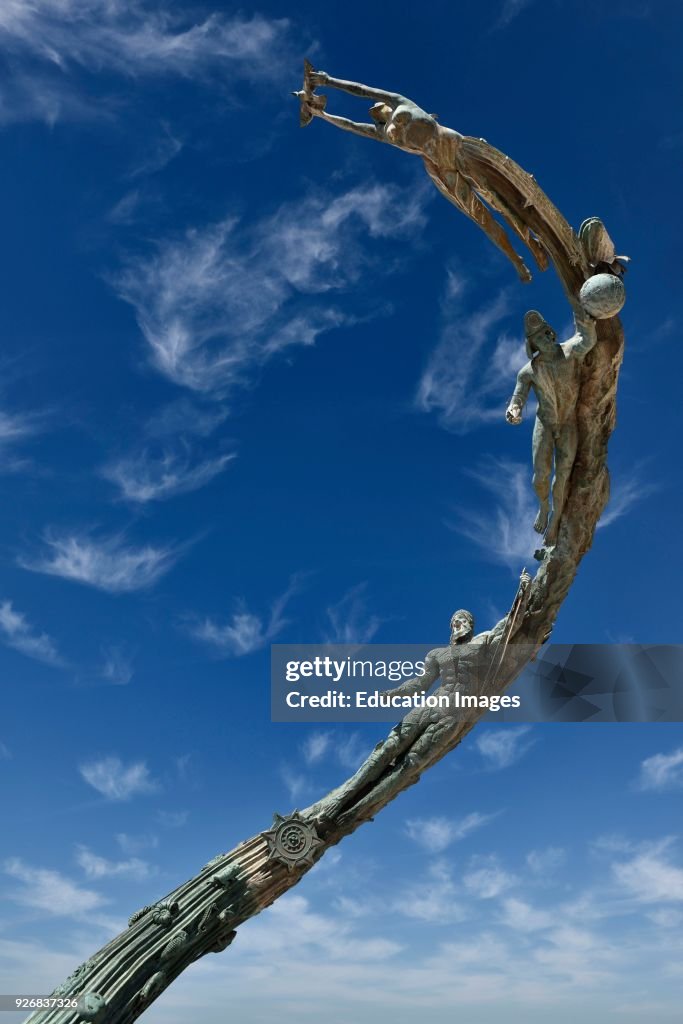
xmin=0 ymin=599 xmax=63 ymax=666
xmin=394 ymin=860 xmax=465 ymax=923
xmin=299 ymin=730 xmax=368 ymax=771
xmin=155 ymin=809 xmax=188 ymax=828
xmin=75 ymin=845 xmax=153 ymax=881
xmin=0 ymin=3 xmax=296 ymax=124
xmin=526 ymin=846 xmax=566 ymax=875
xmin=79 ymin=756 xmax=159 ymax=801
xmin=405 ymin=812 xmax=495 ymax=853
xmin=416 ymin=281 xmax=524 ymax=433
xmin=302 ymin=732 xmax=332 ymax=765
xmin=102 ymin=446 xmax=235 ymax=502
xmin=99 ymin=645 xmax=134 ymax=685
xmin=598 ymin=465 xmax=657 ymax=528
xmin=452 ymin=456 xmax=653 ymax=571
xmin=475 ymin=725 xmax=533 ymax=769
xmin=464 ymin=857 xmax=517 ymax=899
xmin=128 ymin=122 xmax=183 ymax=178
xmin=324 ymin=584 xmax=382 ymax=643
xmin=500 ymin=897 xmax=553 ymax=931
xmin=3 ymin=857 xmax=106 ymax=916
xmin=637 ymin=747 xmax=683 ymax=791
xmin=335 ymin=733 xmax=369 ymax=770
xmin=21 ymin=530 xmax=180 ymax=592
xmin=495 ymin=0 xmax=535 ymax=29
xmin=114 ymin=832 xmax=158 ymax=855
xmin=613 ymin=841 xmax=683 ymax=903
xmin=114 ymin=182 xmax=427 ymax=395
xmin=0 ymin=408 xmax=41 ymax=455
xmin=0 ymin=741 xmax=12 ymax=760
xmin=280 ymin=765 xmax=311 ymax=803
xmin=448 ymin=458 xmax=539 ymax=570
xmin=192 ymin=576 xmax=302 ymax=656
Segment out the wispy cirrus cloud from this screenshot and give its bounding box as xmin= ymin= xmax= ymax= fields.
xmin=475 ymin=725 xmax=534 ymax=769
xmin=191 ymin=575 xmax=304 ymax=656
xmin=394 ymin=860 xmax=466 ymax=923
xmin=324 ymin=583 xmax=383 ymax=643
xmin=20 ymin=530 xmax=181 ymax=592
xmin=102 ymin=445 xmax=235 ymax=502
xmin=0 ymin=2 xmax=297 ymax=124
xmin=450 ymin=456 xmax=653 ymax=573
xmin=300 ymin=729 xmax=368 ymax=771
xmin=75 ymin=845 xmax=153 ymax=881
xmin=416 ymin=275 xmax=524 ymax=433
xmin=0 ymin=407 xmax=44 ymax=470
xmin=598 ymin=463 xmax=657 ymax=529
xmin=494 ymin=0 xmax=535 ymax=29
xmin=114 ymin=182 xmax=427 ymax=395
xmin=99 ymin=645 xmax=134 ymax=685
xmin=405 ymin=812 xmax=496 ymax=853
xmin=3 ymin=857 xmax=106 ymax=916
xmin=636 ymin=747 xmax=683 ymax=791
xmin=301 ymin=732 xmax=333 ymax=765
xmin=0 ymin=599 xmax=63 ymax=666
xmin=464 ymin=855 xmax=517 ymax=899
xmin=612 ymin=839 xmax=683 ymax=903
xmin=448 ymin=458 xmax=539 ymax=570
xmin=79 ymin=756 xmax=159 ymax=800
xmin=155 ymin=809 xmax=187 ymax=828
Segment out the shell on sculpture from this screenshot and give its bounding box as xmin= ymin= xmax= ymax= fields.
xmin=579 ymin=273 xmax=626 ymax=319
xmin=76 ymin=992 xmax=106 ymax=1022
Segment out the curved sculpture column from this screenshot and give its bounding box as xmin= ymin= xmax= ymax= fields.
xmin=24 ymin=66 xmax=626 ymax=1024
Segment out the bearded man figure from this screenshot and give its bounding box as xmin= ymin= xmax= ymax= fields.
xmin=303 ymin=571 xmax=531 ymax=824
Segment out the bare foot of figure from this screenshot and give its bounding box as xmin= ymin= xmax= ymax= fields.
xmin=534 ymin=504 xmax=549 ymax=533
xmin=544 ymin=512 xmax=558 ymax=546
xmin=517 ymin=260 xmax=533 ymax=284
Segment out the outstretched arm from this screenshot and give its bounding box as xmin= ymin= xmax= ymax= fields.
xmin=487 ymin=570 xmax=532 ymax=648
xmin=506 ymin=365 xmax=533 ymax=424
xmin=313 ymin=108 xmax=383 ymax=141
xmin=564 ymin=307 xmax=597 ymax=359
xmin=382 ymin=654 xmax=440 ymax=698
xmin=311 ymin=70 xmax=403 ymax=107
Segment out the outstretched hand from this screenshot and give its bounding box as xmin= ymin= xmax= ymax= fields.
xmin=309 ymin=70 xmax=330 ymax=88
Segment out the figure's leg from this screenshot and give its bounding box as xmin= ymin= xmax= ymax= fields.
xmin=338 ymin=719 xmax=460 ymax=824
xmin=473 ymin=177 xmax=550 ymax=272
xmin=545 ymin=419 xmax=578 ymax=546
xmin=304 ymin=720 xmax=421 ymax=821
xmin=532 ymin=419 xmax=554 ymax=533
xmin=449 ymin=172 xmax=533 ymax=283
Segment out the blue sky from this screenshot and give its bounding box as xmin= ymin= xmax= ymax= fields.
xmin=1 ymin=1 xmax=683 ymax=1021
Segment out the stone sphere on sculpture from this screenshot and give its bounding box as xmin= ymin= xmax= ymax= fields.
xmin=579 ymin=273 xmax=626 ymax=319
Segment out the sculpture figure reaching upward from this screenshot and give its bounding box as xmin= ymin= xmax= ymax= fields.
xmin=294 ymin=61 xmax=552 ymax=283
xmin=506 ymin=306 xmax=597 ymax=549
xmin=304 ymin=569 xmax=531 ymax=823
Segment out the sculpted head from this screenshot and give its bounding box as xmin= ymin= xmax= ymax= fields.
xmin=450 ymin=609 xmax=474 ymax=644
xmin=524 ymin=309 xmax=558 ymax=358
xmin=369 ymin=102 xmax=393 ymax=125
